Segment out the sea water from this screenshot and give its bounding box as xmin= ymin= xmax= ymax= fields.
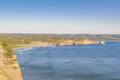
xmin=14 ymin=42 xmax=120 ymax=80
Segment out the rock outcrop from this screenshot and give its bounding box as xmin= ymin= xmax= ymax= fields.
xmin=0 ymin=41 xmax=22 ymax=80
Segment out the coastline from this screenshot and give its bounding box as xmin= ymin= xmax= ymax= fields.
xmin=14 ymin=40 xmax=99 ymax=49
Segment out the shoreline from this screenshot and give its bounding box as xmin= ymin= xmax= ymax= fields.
xmin=14 ymin=41 xmax=100 ymax=49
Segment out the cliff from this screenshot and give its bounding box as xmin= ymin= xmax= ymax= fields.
xmin=15 ymin=39 xmax=98 ymax=48
xmin=0 ymin=41 xmax=22 ymax=80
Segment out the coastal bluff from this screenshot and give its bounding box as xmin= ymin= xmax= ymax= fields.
xmin=0 ymin=41 xmax=22 ymax=80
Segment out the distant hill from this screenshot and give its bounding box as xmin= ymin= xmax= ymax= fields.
xmin=0 ymin=34 xmax=120 ymax=47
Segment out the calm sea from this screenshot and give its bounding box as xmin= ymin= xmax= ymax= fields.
xmin=15 ymin=42 xmax=120 ymax=80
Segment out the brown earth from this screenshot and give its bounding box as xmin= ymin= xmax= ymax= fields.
xmin=0 ymin=41 xmax=22 ymax=80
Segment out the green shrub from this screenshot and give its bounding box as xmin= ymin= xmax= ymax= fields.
xmin=1 ymin=41 xmax=15 ymax=58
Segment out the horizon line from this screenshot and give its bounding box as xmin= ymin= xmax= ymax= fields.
xmin=0 ymin=33 xmax=120 ymax=35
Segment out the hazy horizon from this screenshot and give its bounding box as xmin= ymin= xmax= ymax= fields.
xmin=0 ymin=33 xmax=120 ymax=35
xmin=0 ymin=0 xmax=120 ymax=34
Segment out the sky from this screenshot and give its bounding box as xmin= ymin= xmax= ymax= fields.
xmin=0 ymin=0 xmax=120 ymax=34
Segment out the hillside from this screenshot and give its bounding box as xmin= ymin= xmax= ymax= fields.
xmin=0 ymin=41 xmax=22 ymax=80
xmin=0 ymin=34 xmax=120 ymax=47
xmin=0 ymin=34 xmax=97 ymax=47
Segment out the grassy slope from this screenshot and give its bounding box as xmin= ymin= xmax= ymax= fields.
xmin=0 ymin=41 xmax=22 ymax=80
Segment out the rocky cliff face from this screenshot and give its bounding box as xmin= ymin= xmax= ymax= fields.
xmin=0 ymin=41 xmax=22 ymax=80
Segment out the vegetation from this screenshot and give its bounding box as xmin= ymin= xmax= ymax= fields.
xmin=0 ymin=40 xmax=22 ymax=80
xmin=0 ymin=40 xmax=15 ymax=58
xmin=0 ymin=34 xmax=120 ymax=47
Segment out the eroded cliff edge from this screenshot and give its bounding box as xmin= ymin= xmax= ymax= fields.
xmin=0 ymin=41 xmax=22 ymax=80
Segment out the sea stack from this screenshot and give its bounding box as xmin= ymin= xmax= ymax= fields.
xmin=98 ymin=41 xmax=105 ymax=45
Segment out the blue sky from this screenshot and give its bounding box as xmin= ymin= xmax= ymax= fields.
xmin=0 ymin=0 xmax=120 ymax=34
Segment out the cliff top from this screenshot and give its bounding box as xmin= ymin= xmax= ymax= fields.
xmin=0 ymin=41 xmax=22 ymax=80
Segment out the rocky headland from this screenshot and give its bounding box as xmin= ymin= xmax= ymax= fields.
xmin=15 ymin=39 xmax=99 ymax=48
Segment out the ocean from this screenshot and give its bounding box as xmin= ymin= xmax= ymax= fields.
xmin=15 ymin=42 xmax=120 ymax=80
